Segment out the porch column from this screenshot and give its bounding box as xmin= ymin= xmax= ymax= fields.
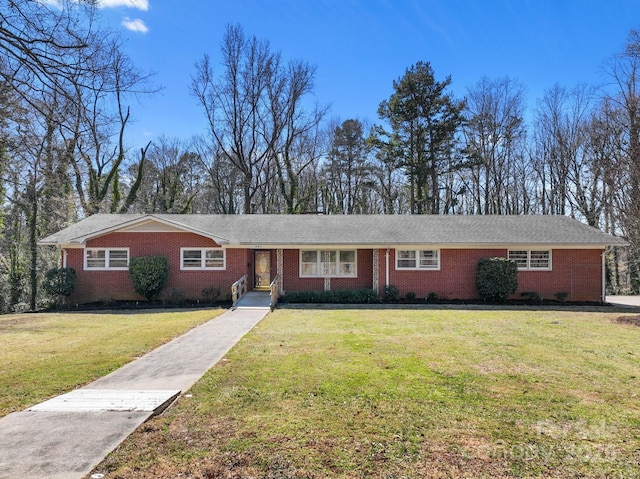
xmin=277 ymin=248 xmax=284 ymax=294
xmin=372 ymin=249 xmax=379 ymax=295
xmin=323 ymin=250 xmax=331 ymax=291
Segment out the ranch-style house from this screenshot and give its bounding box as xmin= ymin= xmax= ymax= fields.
xmin=39 ymin=214 xmax=627 ymax=304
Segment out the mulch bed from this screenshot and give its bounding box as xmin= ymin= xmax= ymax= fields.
xmin=616 ymin=315 xmax=640 ymax=327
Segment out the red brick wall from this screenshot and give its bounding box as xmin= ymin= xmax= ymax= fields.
xmin=65 ymin=236 xmax=604 ymax=304
xmin=281 ymin=249 xmax=374 ymax=292
xmin=386 ymin=248 xmax=505 ymax=300
xmin=65 ymin=232 xmax=249 ymax=303
xmin=516 ymin=249 xmax=603 ymax=302
xmin=382 ymin=248 xmax=603 ymax=302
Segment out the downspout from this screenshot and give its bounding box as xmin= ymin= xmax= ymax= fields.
xmin=385 ymin=248 xmax=390 ymax=288
xmin=61 ymin=248 xmax=68 ymax=268
xmin=602 ymin=250 xmax=606 ymax=303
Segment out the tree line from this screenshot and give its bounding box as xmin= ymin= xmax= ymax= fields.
xmin=0 ymin=1 xmax=638 ymax=312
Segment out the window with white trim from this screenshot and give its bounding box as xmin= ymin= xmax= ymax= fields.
xmin=181 ymin=248 xmax=225 ymax=270
xmin=508 ymin=250 xmax=551 ymax=270
xmin=300 ymin=249 xmax=357 ymax=277
xmin=396 ymin=249 xmax=440 ymax=270
xmin=84 ymin=248 xmax=129 ymax=270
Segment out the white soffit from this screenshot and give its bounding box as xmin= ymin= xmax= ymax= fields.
xmin=120 ymin=219 xmax=186 ymax=233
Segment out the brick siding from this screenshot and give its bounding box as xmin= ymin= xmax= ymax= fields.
xmin=64 ymin=233 xmax=604 ymax=304
xmin=382 ymin=248 xmax=603 ymax=302
xmin=66 ymin=232 xmax=248 ymax=303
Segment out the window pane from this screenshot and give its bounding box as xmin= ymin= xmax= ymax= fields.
xmin=301 ymin=251 xmax=317 ymax=263
xmin=183 ymin=250 xmax=202 ymax=268
xmin=86 ymin=250 xmax=106 ymax=268
xmin=108 ymin=250 xmax=128 ymax=268
xmin=301 ymin=250 xmax=318 ymax=276
xmin=301 ymin=263 xmax=317 ymax=276
xmin=508 ymin=250 xmax=528 ymax=268
xmin=339 ymin=250 xmax=356 ymax=276
xmin=205 ymin=249 xmax=224 ymax=268
xmin=419 ymin=250 xmax=438 ymax=268
xmin=340 ymin=250 xmax=355 ymax=263
xmin=530 ymin=250 xmax=550 ymax=269
xmin=397 ymin=250 xmax=416 ymax=268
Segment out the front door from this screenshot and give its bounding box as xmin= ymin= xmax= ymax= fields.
xmin=254 ymin=250 xmax=271 ymax=290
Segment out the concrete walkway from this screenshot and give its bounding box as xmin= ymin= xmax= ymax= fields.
xmin=0 ymin=293 xmax=271 ymax=479
xmin=606 ymin=295 xmax=640 ymax=308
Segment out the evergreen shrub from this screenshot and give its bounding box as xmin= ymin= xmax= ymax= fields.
xmin=476 ymin=257 xmax=518 ymax=302
xmin=42 ymin=267 xmax=76 ymax=305
xmin=128 ymin=256 xmax=170 ymax=301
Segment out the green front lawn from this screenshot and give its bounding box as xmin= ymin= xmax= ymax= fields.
xmin=95 ymin=307 xmax=640 ymax=478
xmin=0 ymin=308 xmax=224 ymax=416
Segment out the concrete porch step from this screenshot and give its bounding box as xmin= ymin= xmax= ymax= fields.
xmin=27 ymin=389 xmax=180 ymax=413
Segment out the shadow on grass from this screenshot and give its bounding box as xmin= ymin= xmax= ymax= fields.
xmin=278 ymin=301 xmax=639 ymax=314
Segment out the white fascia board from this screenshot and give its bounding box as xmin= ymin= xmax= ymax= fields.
xmin=133 ymin=215 xmax=231 ymax=245
xmin=227 ymin=242 xmax=610 ymax=250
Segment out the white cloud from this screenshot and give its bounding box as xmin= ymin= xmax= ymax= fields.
xmin=98 ymin=0 xmax=149 ymax=11
xmin=121 ymin=17 xmax=149 ymax=33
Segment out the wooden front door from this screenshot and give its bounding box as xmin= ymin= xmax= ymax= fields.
xmin=254 ymin=250 xmax=271 ymax=290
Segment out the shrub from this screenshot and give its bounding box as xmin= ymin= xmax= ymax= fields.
xmin=405 ymin=291 xmax=416 ymax=300
xmin=202 ymin=287 xmax=220 ymax=303
xmin=128 ymin=256 xmax=170 ymax=301
xmin=42 ymin=267 xmax=76 ymax=306
xmin=554 ymin=291 xmax=569 ymax=302
xmin=383 ymin=284 xmax=399 ymax=301
xmin=521 ymin=291 xmax=542 ymax=304
xmin=426 ymin=292 xmax=439 ymax=303
xmin=476 ymin=257 xmax=518 ymax=303
xmin=164 ymin=288 xmax=186 ymax=306
xmin=283 ymin=289 xmax=378 ymax=304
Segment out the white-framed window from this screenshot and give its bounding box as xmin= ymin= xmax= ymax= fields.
xmin=508 ymin=250 xmax=552 ymax=270
xmin=299 ymin=249 xmax=357 ymax=277
xmin=84 ymin=248 xmax=129 ymax=270
xmin=396 ymin=249 xmax=440 ymax=270
xmin=180 ymin=248 xmax=225 ymax=270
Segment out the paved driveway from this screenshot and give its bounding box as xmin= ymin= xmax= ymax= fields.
xmin=606 ymin=295 xmax=640 ymax=307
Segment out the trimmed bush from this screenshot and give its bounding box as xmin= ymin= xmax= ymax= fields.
xmin=202 ymin=287 xmax=220 ymax=303
xmin=426 ymin=292 xmax=439 ymax=303
xmin=521 ymin=291 xmax=542 ymax=304
xmin=283 ymin=289 xmax=379 ymax=304
xmin=42 ymin=267 xmax=76 ymax=305
xmin=128 ymin=256 xmax=170 ymax=301
xmin=383 ymin=284 xmax=399 ymax=301
xmin=476 ymin=257 xmax=518 ymax=303
xmin=554 ymin=291 xmax=569 ymax=302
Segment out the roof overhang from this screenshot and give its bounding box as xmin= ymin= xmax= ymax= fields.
xmin=42 ymin=214 xmax=230 ymax=246
xmin=226 ymin=242 xmax=616 ymax=250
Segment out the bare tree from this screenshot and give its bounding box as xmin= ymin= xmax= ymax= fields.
xmin=461 ymin=77 xmax=528 ymax=214
xmin=192 ymin=25 xmax=277 ymax=214
xmin=129 ymin=137 xmax=204 ymax=213
xmin=0 ymin=0 xmax=102 ymax=113
xmin=603 ymin=29 xmax=640 ymax=291
xmin=321 ymin=119 xmax=375 ymax=213
xmin=192 ymin=24 xmax=325 ymax=214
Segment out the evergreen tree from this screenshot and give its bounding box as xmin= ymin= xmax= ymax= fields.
xmin=376 ymin=62 xmax=466 ymax=214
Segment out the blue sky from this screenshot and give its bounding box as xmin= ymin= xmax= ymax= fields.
xmin=97 ymin=0 xmax=640 ymax=145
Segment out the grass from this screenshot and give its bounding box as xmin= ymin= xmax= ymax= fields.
xmin=90 ymin=306 xmax=640 ymax=478
xmin=0 ymin=308 xmax=224 ymax=417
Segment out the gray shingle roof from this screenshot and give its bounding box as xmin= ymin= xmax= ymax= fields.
xmin=39 ymin=214 xmax=627 ymax=247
